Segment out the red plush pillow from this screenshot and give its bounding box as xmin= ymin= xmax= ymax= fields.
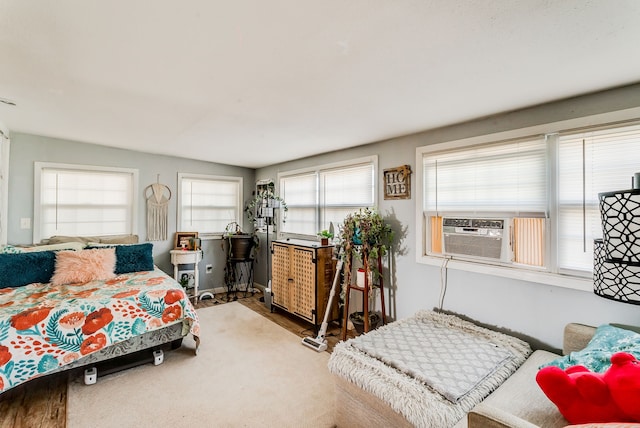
xmin=536 ymin=352 xmax=640 ymax=425
xmin=605 ymin=352 xmax=640 ymax=422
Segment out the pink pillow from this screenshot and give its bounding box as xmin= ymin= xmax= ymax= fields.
xmin=51 ymin=248 xmax=116 ymax=285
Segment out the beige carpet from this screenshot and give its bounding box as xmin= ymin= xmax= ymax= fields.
xmin=67 ymin=302 xmax=336 ymax=427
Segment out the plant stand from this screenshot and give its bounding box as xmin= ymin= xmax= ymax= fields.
xmin=341 ymin=251 xmax=386 ymax=340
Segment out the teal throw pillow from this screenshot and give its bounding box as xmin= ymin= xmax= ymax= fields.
xmin=87 ymin=242 xmax=154 ymax=274
xmin=0 ymin=251 xmax=57 ymax=288
xmin=542 ymin=324 xmax=640 ymax=373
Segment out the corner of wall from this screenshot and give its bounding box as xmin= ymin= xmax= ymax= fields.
xmin=0 ymin=120 xmax=9 ymax=139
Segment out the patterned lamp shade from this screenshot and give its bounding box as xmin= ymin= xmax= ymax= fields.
xmin=593 ymin=239 xmax=640 ymax=305
xmin=598 ymin=189 xmax=640 ymax=266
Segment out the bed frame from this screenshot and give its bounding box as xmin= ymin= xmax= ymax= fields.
xmin=49 ymin=321 xmax=187 ymax=380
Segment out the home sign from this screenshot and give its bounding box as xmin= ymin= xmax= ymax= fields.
xmin=383 ymin=165 xmax=411 ymax=200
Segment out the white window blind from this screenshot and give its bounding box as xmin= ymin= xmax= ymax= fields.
xmin=36 ymin=163 xmax=137 ymax=241
xmin=424 ymin=138 xmax=547 ymax=216
xmin=422 ymin=138 xmax=547 ymax=267
xmin=179 ymin=174 xmax=242 ymax=234
xmin=280 ymin=173 xmax=317 ymax=235
xmin=280 ymin=160 xmax=375 ymax=236
xmin=558 ymin=122 xmax=640 ymax=273
xmin=320 ymin=163 xmax=375 ymax=231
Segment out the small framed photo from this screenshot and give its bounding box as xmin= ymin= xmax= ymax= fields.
xmin=178 ymin=270 xmax=195 ymax=288
xmin=174 ymin=232 xmax=199 ymax=250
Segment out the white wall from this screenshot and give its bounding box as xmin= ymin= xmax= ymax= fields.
xmin=256 ymin=84 xmax=640 ymax=351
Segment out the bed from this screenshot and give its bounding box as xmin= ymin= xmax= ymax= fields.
xmin=0 ymin=240 xmax=199 ymax=394
xmin=328 ymin=310 xmax=531 ymax=428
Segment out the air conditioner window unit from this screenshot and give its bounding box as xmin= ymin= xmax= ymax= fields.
xmin=442 ymin=217 xmax=512 ymax=263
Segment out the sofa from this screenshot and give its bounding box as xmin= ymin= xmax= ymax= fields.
xmin=467 ymin=323 xmax=595 ymax=428
xmin=468 ymin=322 xmax=640 ymax=428
xmin=332 ymin=318 xmax=640 ymax=428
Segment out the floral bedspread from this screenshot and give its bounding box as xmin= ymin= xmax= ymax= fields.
xmin=0 ymin=268 xmax=199 ymax=393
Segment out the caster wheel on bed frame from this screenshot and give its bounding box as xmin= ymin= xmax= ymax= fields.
xmin=84 ymin=367 xmax=97 ymax=385
xmin=82 ymin=348 xmax=166 ymax=386
xmin=153 ymin=349 xmax=164 ymax=366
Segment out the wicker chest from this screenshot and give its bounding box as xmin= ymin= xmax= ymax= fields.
xmin=271 ymin=239 xmax=338 ymax=329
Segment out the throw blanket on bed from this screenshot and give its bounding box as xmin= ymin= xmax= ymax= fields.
xmin=328 ymin=310 xmax=531 ymax=428
xmin=0 ymin=268 xmax=199 ymax=394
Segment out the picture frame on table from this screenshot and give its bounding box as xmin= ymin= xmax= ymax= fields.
xmin=174 ymin=232 xmax=198 ymax=250
xmin=178 ymin=270 xmax=196 ymax=288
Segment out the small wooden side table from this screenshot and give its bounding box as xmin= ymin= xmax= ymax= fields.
xmin=170 ymin=249 xmax=203 ymax=302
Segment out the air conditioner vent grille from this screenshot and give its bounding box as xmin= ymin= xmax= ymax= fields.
xmin=444 ymin=234 xmax=503 ymax=259
xmin=441 ymin=217 xmax=511 ymax=262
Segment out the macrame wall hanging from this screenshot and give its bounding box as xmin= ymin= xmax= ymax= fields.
xmin=145 ymin=175 xmax=171 ymax=241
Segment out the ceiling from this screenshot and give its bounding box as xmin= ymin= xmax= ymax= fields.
xmin=1 ymin=1 xmax=640 ymax=169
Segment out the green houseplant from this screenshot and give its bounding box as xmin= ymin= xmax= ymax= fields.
xmin=317 ymin=229 xmax=334 ymax=245
xmin=338 ymin=208 xmax=394 ymax=331
xmin=339 ymin=208 xmax=394 ymax=277
xmin=244 ymin=189 xmax=288 ymax=228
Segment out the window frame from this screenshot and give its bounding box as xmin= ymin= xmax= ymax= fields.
xmin=277 ymin=155 xmax=378 ymax=240
xmin=33 ymin=162 xmax=139 ymax=243
xmin=0 ymin=129 xmax=9 ymax=245
xmin=415 ymin=107 xmax=640 ymax=292
xmin=177 ymin=172 xmax=243 ymax=237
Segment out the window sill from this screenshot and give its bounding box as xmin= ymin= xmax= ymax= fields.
xmin=417 ymin=255 xmax=593 ymax=292
xmin=199 ymin=234 xmax=223 ymax=241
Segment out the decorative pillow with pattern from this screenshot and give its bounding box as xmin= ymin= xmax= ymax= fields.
xmin=0 ymin=245 xmax=24 ymax=254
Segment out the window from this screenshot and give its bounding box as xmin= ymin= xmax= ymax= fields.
xmin=178 ymin=173 xmax=242 ymax=235
xmin=417 ymin=117 xmax=640 ymax=286
xmin=280 ymin=157 xmax=376 ymax=237
xmin=423 ymin=138 xmax=548 ymax=267
xmin=557 ymin=122 xmax=640 ymax=274
xmin=34 ymin=162 xmax=138 ymax=242
xmin=0 ymin=130 xmax=8 ymax=245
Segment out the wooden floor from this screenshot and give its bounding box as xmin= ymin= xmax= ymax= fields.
xmin=0 ymin=290 xmax=348 ymax=428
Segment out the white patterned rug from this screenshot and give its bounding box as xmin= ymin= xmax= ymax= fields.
xmin=67 ymin=302 xmax=335 ymax=428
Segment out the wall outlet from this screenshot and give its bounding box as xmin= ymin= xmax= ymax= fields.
xmin=20 ymin=218 xmax=31 ymax=229
xmin=205 ymin=264 xmax=213 ymax=274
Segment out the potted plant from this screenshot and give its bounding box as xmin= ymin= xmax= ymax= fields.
xmin=317 ymin=229 xmax=334 ymax=246
xmin=222 ymin=222 xmax=258 ymax=260
xmin=339 ymin=207 xmax=394 ymax=279
xmin=245 ymin=189 xmax=288 ymax=228
xmin=349 ymin=311 xmax=382 ymax=334
xmin=338 ymin=207 xmax=394 ymax=333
